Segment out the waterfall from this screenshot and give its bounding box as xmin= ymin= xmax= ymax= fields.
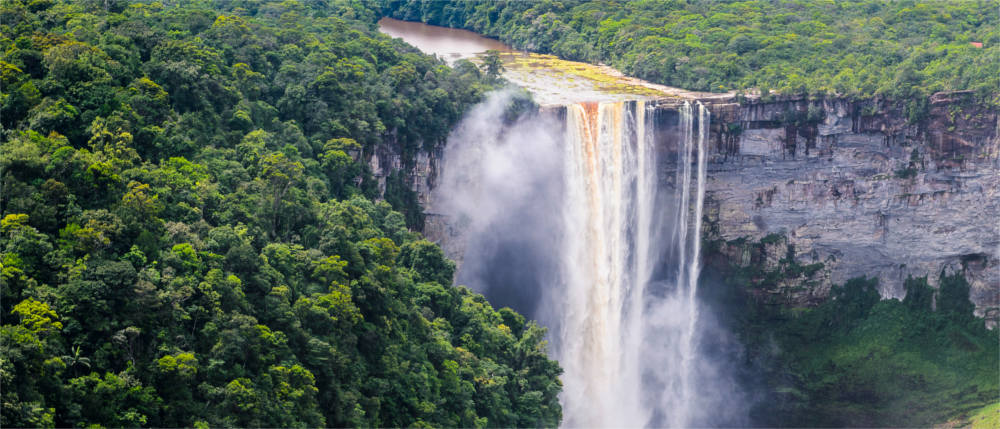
xmin=560 ymin=101 xmax=649 ymax=427
xmin=671 ymin=101 xmax=710 ymax=427
xmin=557 ymin=100 xmax=711 ymax=428
xmin=434 ymin=92 xmax=724 ymax=428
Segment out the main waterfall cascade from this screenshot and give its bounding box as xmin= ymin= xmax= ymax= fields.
xmin=557 ymin=100 xmax=711 ymax=427
xmin=433 ymin=92 xmax=740 ymax=427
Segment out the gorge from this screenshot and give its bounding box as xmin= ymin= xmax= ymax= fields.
xmin=1 ymin=1 xmax=995 ymax=427
xmin=429 ymin=91 xmax=742 ymax=426
xmin=376 ymin=19 xmax=999 ymax=326
xmin=376 ymin=16 xmax=1000 ymax=426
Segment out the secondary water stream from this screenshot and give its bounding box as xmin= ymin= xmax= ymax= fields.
xmin=379 ymin=17 xmax=739 ymax=427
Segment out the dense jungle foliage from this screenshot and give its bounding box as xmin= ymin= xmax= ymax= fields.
xmin=743 ymin=276 xmax=997 ymax=427
xmin=382 ymin=0 xmax=1000 ymax=103
xmin=704 ymin=235 xmax=999 ymax=427
xmin=0 ymin=0 xmax=562 ymax=427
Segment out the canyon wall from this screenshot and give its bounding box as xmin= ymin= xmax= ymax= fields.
xmin=697 ymin=92 xmax=998 ymax=324
xmin=375 ymin=92 xmax=999 ymax=324
xmin=368 ymin=142 xmax=441 ymax=207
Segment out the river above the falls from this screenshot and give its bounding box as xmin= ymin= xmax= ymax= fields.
xmin=377 ymin=17 xmax=514 ymax=62
xmin=378 ymin=17 xmax=731 ymax=105
xmin=379 ymin=16 xmax=749 ymax=427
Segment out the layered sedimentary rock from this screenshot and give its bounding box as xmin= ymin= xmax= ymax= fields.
xmin=696 ymin=92 xmax=998 ymax=324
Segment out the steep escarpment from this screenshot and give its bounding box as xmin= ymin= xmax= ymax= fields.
xmin=400 ymin=89 xmax=998 ymax=427
xmin=393 ymin=91 xmax=997 ymax=322
xmin=696 ymin=93 xmax=998 ymax=324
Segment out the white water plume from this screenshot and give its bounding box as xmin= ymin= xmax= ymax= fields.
xmin=434 ymin=91 xmax=740 ymax=428
xmin=665 ymin=101 xmax=710 ymax=428
xmin=559 ymin=101 xmax=650 ymax=427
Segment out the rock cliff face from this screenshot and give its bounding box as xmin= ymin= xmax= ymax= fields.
xmin=694 ymin=92 xmax=998 ymax=325
xmin=379 ymin=92 xmax=998 ymax=325
xmin=368 ymin=142 xmax=441 ymax=207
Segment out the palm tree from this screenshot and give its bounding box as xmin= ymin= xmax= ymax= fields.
xmin=62 ymin=345 xmax=91 ymax=376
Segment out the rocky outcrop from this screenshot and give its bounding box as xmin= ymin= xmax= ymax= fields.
xmin=695 ymin=93 xmax=998 ymax=325
xmin=367 ymin=139 xmax=439 ymax=206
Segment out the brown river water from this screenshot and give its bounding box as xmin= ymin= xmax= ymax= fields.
xmin=377 ymin=17 xmax=513 ymax=63
xmin=377 ymin=17 xmax=730 ymax=105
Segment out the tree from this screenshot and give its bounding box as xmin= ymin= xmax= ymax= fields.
xmin=259 ymin=152 xmax=304 ymax=238
xmin=903 ymin=276 xmax=933 ymax=311
xmin=830 ymin=276 xmax=880 ymax=328
xmin=61 ymin=345 xmax=92 ymax=377
xmin=937 ymin=272 xmax=975 ymax=323
xmin=399 ymin=240 xmax=456 ymax=286
xmin=480 ymin=49 xmax=504 ymax=82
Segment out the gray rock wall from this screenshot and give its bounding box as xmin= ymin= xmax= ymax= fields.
xmin=367 ymin=142 xmax=441 ymax=207
xmin=697 ymin=93 xmax=998 ymax=324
